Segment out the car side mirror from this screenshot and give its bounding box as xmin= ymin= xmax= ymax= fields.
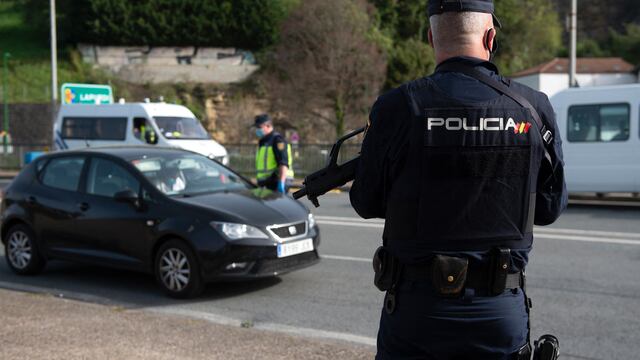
xmin=114 ymin=189 xmax=141 ymax=209
xmin=145 ymin=130 xmax=158 ymax=145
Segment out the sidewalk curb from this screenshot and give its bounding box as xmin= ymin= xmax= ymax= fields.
xmin=0 ymin=280 xmax=376 ymax=348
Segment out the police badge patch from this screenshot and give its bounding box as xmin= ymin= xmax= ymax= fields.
xmin=277 ymin=142 xmax=286 ymax=151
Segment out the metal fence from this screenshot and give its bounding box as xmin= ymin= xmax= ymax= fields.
xmin=225 ymin=143 xmax=362 ymax=178
xmin=0 ymin=143 xmax=363 ymax=178
xmin=0 ymin=144 xmax=51 ymax=170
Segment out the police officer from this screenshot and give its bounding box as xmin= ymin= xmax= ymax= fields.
xmin=254 ymin=114 xmax=294 ymax=193
xmin=350 ymin=1 xmax=568 ymax=359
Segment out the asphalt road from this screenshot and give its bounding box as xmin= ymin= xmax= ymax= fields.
xmin=1 ymin=192 xmax=639 ymax=359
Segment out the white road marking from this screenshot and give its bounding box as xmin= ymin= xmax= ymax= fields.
xmin=322 ymin=254 xmax=371 ymax=263
xmin=317 ymin=220 xmax=384 ymax=229
xmin=316 ymin=216 xmax=640 ymax=246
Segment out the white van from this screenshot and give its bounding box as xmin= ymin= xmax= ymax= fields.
xmin=53 ymin=102 xmax=229 ymax=165
xmin=550 ymin=84 xmax=640 ymax=193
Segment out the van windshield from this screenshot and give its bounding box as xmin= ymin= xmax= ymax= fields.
xmin=131 ymin=153 xmax=250 ymax=197
xmin=154 ymin=117 xmax=210 ymax=140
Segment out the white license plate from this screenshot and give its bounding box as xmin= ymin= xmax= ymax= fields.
xmin=277 ymin=238 xmax=314 ymax=258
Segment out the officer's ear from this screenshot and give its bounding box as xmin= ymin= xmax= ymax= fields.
xmin=427 ymin=28 xmax=435 ymax=49
xmin=484 ymin=28 xmax=496 ymax=53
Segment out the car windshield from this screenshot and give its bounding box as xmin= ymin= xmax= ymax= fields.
xmin=154 ymin=117 xmax=209 ymax=140
xmin=131 ymin=153 xmax=250 ymax=196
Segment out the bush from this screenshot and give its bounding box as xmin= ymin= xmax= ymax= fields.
xmin=23 ymin=0 xmax=295 ymax=50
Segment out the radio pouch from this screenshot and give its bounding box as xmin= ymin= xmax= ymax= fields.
xmin=373 ymin=246 xmax=398 ymax=292
xmin=431 ymin=255 xmax=468 ymax=297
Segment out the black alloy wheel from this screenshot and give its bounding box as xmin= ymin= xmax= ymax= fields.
xmin=155 ymin=239 xmax=204 ymax=299
xmin=4 ymin=224 xmax=46 ymax=275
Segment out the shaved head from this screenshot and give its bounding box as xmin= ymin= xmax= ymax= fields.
xmin=429 ymin=12 xmax=494 ymax=62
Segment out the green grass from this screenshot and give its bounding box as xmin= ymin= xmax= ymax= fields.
xmin=0 ymin=1 xmax=116 ymax=103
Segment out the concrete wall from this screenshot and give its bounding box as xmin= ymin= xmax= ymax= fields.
xmin=78 ymin=45 xmax=259 ymax=84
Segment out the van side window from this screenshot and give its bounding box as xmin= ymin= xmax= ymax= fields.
xmin=62 ymin=117 xmax=127 ymax=141
xmin=40 ymin=157 xmax=86 ymax=191
xmin=567 ymin=103 xmax=630 ymax=142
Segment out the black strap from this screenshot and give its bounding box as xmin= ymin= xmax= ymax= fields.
xmin=437 ymin=62 xmax=554 ymax=165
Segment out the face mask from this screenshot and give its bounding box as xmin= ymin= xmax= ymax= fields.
xmin=256 ymin=128 xmax=265 ymax=138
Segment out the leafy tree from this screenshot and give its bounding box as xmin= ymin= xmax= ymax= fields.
xmin=494 ymin=0 xmax=563 ymax=75
xmin=610 ymin=24 xmax=640 ymax=66
xmin=385 ymin=38 xmax=435 ymax=89
xmin=267 ymin=0 xmax=386 ymax=140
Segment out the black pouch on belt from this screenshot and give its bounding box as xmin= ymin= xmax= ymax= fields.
xmin=431 ymin=255 xmax=468 ymax=297
xmin=488 ymin=247 xmax=511 ymax=296
xmin=373 ymin=246 xmax=398 ymax=292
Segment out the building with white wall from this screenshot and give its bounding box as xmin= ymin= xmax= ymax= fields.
xmin=511 ymin=57 xmax=637 ymax=98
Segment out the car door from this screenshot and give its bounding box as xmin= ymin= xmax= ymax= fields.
xmin=75 ymin=156 xmax=156 ymax=269
xmin=28 ymin=155 xmax=88 ymax=257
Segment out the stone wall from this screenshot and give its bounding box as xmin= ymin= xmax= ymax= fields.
xmin=78 ymin=45 xmax=259 ymax=84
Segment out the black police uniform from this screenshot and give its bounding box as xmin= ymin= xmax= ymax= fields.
xmin=350 ymin=54 xmax=568 ymax=358
xmin=257 ymin=131 xmax=291 ymax=191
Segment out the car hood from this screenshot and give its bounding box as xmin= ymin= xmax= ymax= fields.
xmin=166 ymin=139 xmax=227 ymax=158
xmin=174 ymin=188 xmax=309 ymax=226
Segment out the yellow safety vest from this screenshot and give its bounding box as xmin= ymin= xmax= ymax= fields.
xmin=256 ymin=140 xmax=294 ymax=180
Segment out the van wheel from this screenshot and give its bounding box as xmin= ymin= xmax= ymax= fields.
xmin=4 ymin=224 xmax=46 ymax=275
xmin=155 ymin=240 xmax=204 ymax=299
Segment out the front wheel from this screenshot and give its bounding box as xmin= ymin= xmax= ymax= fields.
xmin=155 ymin=240 xmax=204 ymax=299
xmin=4 ymin=224 xmax=46 ymax=275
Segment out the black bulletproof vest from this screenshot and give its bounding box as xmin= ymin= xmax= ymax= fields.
xmin=386 ymin=76 xmax=545 ymax=252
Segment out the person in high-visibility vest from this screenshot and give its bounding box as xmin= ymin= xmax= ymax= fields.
xmin=253 ymin=114 xmax=294 ymax=193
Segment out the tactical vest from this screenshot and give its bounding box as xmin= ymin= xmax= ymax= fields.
xmin=255 ymin=135 xmax=294 ymax=180
xmin=386 ymin=76 xmax=545 ymax=252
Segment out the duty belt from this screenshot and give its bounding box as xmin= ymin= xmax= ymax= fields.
xmin=401 ymin=260 xmax=524 ymax=295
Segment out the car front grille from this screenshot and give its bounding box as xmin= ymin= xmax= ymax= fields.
xmin=253 ymin=251 xmax=319 ymax=275
xmin=267 ymin=221 xmax=307 ymax=241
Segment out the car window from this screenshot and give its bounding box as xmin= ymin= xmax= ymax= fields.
xmin=87 ymin=158 xmax=140 ymax=198
xmin=41 ymin=157 xmax=85 ymax=191
xmin=567 ymin=103 xmax=630 ymax=142
xmin=62 ymin=117 xmax=127 ymax=140
xmin=131 ymin=153 xmax=248 ymax=197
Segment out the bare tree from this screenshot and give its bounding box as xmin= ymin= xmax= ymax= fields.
xmin=266 ymin=0 xmax=387 ymax=141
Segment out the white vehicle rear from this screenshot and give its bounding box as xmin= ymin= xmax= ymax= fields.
xmin=550 ymin=84 xmax=640 ymax=193
xmin=53 ymin=102 xmax=228 ymax=164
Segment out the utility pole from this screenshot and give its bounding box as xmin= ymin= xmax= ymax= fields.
xmin=50 ymin=0 xmax=58 ymax=104
xmin=569 ymin=0 xmax=578 ymax=87
xmin=2 ymin=52 xmax=9 ymax=152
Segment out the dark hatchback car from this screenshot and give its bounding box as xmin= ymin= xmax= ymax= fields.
xmin=1 ymin=147 xmax=319 ymax=298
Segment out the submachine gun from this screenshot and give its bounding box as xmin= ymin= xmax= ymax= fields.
xmin=292 ymin=127 xmax=364 ymax=207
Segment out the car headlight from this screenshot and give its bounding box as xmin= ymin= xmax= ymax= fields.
xmin=307 ymin=213 xmax=316 ymax=229
xmin=211 ymin=222 xmax=268 ymax=240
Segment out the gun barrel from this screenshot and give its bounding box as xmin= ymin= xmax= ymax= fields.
xmin=292 ymin=187 xmax=307 ymax=200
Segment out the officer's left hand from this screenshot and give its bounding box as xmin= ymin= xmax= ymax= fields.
xmin=277 ymin=181 xmax=286 ymax=194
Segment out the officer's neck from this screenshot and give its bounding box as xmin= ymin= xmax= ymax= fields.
xmin=435 ymin=51 xmax=490 ymax=66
